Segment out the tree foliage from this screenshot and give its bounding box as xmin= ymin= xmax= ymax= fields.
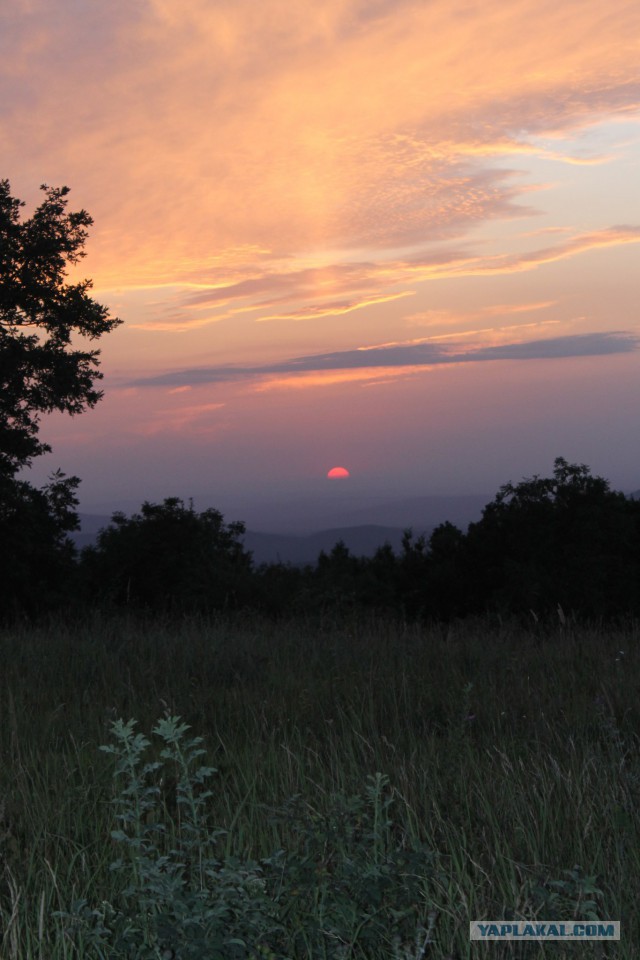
xmin=0 ymin=468 xmax=80 ymax=618
xmin=463 ymin=457 xmax=639 ymax=616
xmin=0 ymin=179 xmax=120 ymax=615
xmin=0 ymin=179 xmax=121 ymax=476
xmin=80 ymin=498 xmax=254 ymax=613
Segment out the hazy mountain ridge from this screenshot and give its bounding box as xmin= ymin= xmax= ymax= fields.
xmin=70 ymin=493 xmax=490 ymax=563
xmin=327 ymin=494 xmax=488 ymax=530
xmin=242 ymin=525 xmax=430 ymax=565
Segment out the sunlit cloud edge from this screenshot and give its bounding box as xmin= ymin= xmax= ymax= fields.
xmin=129 ymin=330 xmax=639 ymax=389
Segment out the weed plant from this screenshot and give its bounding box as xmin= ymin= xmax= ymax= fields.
xmin=0 ymin=612 xmax=638 ymax=957
xmin=58 ymin=717 xmax=442 ymax=958
xmin=58 ymin=716 xmax=280 ymax=958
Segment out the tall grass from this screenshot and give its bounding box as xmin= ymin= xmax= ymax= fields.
xmin=0 ymin=612 xmax=638 ymax=957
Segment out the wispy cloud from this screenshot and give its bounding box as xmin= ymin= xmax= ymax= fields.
xmin=254 ymin=290 xmax=414 ymax=322
xmin=125 ymin=225 xmax=639 ymax=333
xmin=130 ymin=331 xmax=639 ymax=389
xmin=406 ymin=300 xmax=558 ymax=329
xmin=394 ymin=226 xmax=640 ymax=281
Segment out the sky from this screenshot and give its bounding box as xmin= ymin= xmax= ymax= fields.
xmin=3 ymin=0 xmax=640 ymax=519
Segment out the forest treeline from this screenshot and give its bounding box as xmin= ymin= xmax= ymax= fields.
xmin=4 ymin=458 xmax=640 ymax=622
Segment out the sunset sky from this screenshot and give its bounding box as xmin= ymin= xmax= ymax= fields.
xmin=3 ymin=0 xmax=640 ymax=518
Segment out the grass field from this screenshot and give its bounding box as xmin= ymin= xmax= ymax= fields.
xmin=0 ymin=612 xmax=637 ymax=958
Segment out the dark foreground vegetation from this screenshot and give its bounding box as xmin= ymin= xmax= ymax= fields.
xmin=0 ymin=613 xmax=638 ymax=958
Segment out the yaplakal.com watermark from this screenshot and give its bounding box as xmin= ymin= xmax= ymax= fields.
xmin=470 ymin=920 xmax=620 ymax=941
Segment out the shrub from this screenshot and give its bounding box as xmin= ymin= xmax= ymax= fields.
xmin=58 ymin=716 xmax=282 ymax=959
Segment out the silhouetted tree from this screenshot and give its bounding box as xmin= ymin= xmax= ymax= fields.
xmin=464 ymin=458 xmax=640 ymax=616
xmin=81 ymin=498 xmax=254 ymax=613
xmin=0 ymin=469 xmax=80 ymax=619
xmin=0 ymin=180 xmax=120 ymax=615
xmin=424 ymin=521 xmax=467 ymax=618
xmin=363 ymin=542 xmax=402 ymax=611
xmin=311 ymin=541 xmax=364 ymax=612
xmin=264 ymin=460 xmax=640 ymax=621
xmin=0 ymin=180 xmax=121 ymax=475
xmin=393 ymin=530 xmax=428 ymax=617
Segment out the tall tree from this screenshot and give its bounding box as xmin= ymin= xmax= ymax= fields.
xmin=0 ymin=179 xmax=121 ymax=476
xmin=0 ymin=180 xmax=121 ymax=616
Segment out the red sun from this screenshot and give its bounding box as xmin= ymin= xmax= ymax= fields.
xmin=327 ymin=466 xmax=350 ymax=479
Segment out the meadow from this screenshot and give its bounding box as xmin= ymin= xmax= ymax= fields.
xmin=0 ymin=612 xmax=637 ymax=958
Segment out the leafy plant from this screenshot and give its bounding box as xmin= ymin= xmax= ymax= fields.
xmin=58 ymin=716 xmax=282 ymax=959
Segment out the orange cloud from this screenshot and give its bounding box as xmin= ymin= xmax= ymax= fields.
xmin=406 ymin=301 xmax=557 ymax=327
xmin=255 ymin=290 xmax=414 ymax=322
xmin=252 ymin=368 xmax=404 ymax=392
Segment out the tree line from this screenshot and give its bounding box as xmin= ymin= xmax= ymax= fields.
xmin=4 ymin=458 xmax=640 ymax=621
xmin=2 ymin=180 xmax=639 ymax=622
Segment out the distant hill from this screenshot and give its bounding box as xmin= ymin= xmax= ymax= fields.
xmin=242 ymin=524 xmax=430 ymax=566
xmin=72 ymin=487 xmax=640 ymax=564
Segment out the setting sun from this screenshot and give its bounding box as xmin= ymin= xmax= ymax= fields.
xmin=327 ymin=467 xmax=350 ymax=479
